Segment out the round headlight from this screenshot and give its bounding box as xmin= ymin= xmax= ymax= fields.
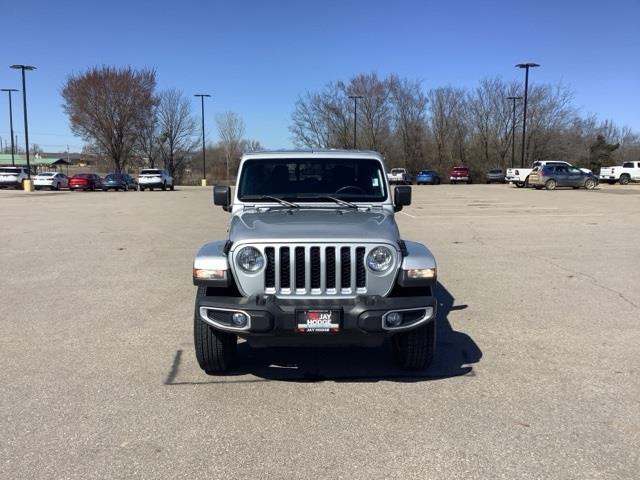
xmin=366 ymin=246 xmax=394 ymax=272
xmin=236 ymin=246 xmax=265 ymax=273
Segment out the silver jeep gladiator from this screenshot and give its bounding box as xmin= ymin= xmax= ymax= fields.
xmin=192 ymin=150 xmax=437 ymax=373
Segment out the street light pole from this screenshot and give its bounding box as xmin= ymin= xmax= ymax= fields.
xmin=1 ymin=88 xmax=18 ymax=165
xmin=194 ymin=94 xmax=211 ymax=186
xmin=506 ymin=95 xmax=522 ymax=169
xmin=515 ymin=63 xmax=539 ymax=168
xmin=10 ymin=65 xmax=36 ymax=186
xmin=348 ymin=95 xmax=363 ymax=149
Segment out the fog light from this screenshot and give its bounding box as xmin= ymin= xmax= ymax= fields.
xmin=385 ymin=311 xmax=402 ymax=327
xmin=231 ymin=312 xmax=248 ymax=327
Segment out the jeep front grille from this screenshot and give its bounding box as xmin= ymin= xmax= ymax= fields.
xmin=264 ymin=245 xmax=368 ymax=295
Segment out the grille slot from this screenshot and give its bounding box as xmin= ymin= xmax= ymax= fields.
xmin=280 ymin=247 xmax=290 ymax=289
xmin=340 ymin=247 xmax=351 ymax=290
xmin=265 ymin=247 xmax=275 ymax=288
xmin=295 ymin=247 xmax=305 ymax=290
xmin=259 ymin=244 xmax=377 ymax=296
xmin=326 ymin=247 xmax=336 ymax=290
xmin=356 ymin=247 xmax=366 ymax=288
xmin=310 ymin=247 xmax=321 ymax=289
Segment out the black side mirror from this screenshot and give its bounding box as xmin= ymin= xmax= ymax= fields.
xmin=213 ymin=185 xmax=231 ymax=209
xmin=393 ymin=185 xmax=411 ymax=212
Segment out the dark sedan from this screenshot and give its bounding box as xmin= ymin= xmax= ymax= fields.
xmin=416 ymin=170 xmax=441 ymax=185
xmin=485 ymin=168 xmax=506 ymax=183
xmin=530 ymin=164 xmax=598 ymax=190
xmin=102 ymin=173 xmax=138 ymax=191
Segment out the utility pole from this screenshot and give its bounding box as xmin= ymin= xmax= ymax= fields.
xmin=506 ymin=96 xmax=522 ymax=169
xmin=348 ymin=95 xmax=363 ymax=149
xmin=1 ymin=88 xmax=19 ymax=165
xmin=194 ymin=94 xmax=211 ymax=186
xmin=515 ymin=63 xmax=540 ymax=167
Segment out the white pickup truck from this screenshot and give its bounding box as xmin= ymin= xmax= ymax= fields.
xmin=599 ymin=161 xmax=640 ymax=185
xmin=387 ymin=168 xmax=414 ymax=185
xmin=506 ymin=161 xmax=592 ymax=188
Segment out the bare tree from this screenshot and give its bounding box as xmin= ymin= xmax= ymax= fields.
xmin=156 ymin=88 xmax=198 ymax=179
xmin=62 ymin=66 xmax=156 ymax=172
xmin=289 ymin=72 xmax=640 ymax=176
xmin=137 ymin=104 xmax=159 ymax=168
xmin=388 ymin=75 xmax=428 ymax=170
xmin=216 ymin=111 xmax=246 ymax=182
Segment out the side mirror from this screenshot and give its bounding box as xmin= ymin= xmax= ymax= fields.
xmin=213 ymin=185 xmax=231 ymax=209
xmin=393 ymin=185 xmax=411 ymax=212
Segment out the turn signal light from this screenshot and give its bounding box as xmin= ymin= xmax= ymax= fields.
xmin=193 ymin=268 xmax=226 ymax=280
xmin=406 ymin=268 xmax=436 ymax=279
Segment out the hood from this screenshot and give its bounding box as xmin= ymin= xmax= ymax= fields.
xmin=229 ymin=208 xmax=401 ymax=245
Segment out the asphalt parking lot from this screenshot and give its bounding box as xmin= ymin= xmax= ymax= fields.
xmin=1 ymin=184 xmax=639 ymax=479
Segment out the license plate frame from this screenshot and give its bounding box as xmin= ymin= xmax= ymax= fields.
xmin=296 ymin=309 xmax=341 ymax=333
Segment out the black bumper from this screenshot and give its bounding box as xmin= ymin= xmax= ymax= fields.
xmin=196 ymin=294 xmax=436 ymax=347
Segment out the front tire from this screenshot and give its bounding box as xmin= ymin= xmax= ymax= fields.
xmin=393 ymin=321 xmax=436 ymax=370
xmin=194 ymin=308 xmax=237 ymax=374
xmin=169 ymin=184 xmax=174 ymax=191
xmin=619 ymin=174 xmax=630 ymax=185
xmin=585 ymin=178 xmax=596 ymax=190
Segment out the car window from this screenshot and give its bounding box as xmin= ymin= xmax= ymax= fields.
xmin=568 ymin=167 xmax=581 ymax=174
xmin=622 ymin=162 xmax=633 ymax=168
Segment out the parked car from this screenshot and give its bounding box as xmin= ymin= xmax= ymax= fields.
xmin=102 ymin=173 xmax=138 ymax=191
xmin=449 ymin=166 xmax=471 ymax=184
xmin=416 ymin=170 xmax=441 ymax=185
xmin=0 ymin=166 xmax=32 ymax=189
xmin=506 ymin=160 xmax=592 ymax=188
xmin=69 ymin=173 xmax=103 ymax=191
xmin=387 ymin=168 xmax=413 ymax=185
xmin=485 ymin=168 xmax=505 ymax=183
xmin=33 ymin=172 xmax=69 ymax=190
xmin=194 ymin=149 xmax=437 ymax=373
xmin=599 ymin=161 xmax=640 ymax=185
xmin=138 ymin=168 xmax=174 ymax=191
xmin=529 ymin=164 xmax=598 ymax=190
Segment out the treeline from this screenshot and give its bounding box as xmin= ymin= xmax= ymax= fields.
xmin=62 ymin=66 xmax=259 ymax=181
xmin=290 ymin=73 xmax=639 ymax=175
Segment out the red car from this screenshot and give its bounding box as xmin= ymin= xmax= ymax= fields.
xmin=69 ymin=173 xmax=103 ymax=191
xmin=449 ymin=166 xmax=472 ymax=184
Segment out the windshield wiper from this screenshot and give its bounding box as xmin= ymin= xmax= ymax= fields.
xmin=245 ymin=195 xmax=299 ymax=208
xmin=302 ymin=195 xmax=359 ymax=209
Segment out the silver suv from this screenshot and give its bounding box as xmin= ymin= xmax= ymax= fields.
xmin=192 ymin=150 xmax=438 ymax=373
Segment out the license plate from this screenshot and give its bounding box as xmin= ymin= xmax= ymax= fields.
xmin=296 ymin=310 xmax=340 ymax=333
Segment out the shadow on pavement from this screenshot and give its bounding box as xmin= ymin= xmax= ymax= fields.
xmin=165 ymin=282 xmax=481 ymax=384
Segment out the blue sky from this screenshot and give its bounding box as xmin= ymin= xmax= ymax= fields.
xmin=1 ymin=0 xmax=639 ymax=153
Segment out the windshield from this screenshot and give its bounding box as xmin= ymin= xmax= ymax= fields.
xmin=0 ymin=168 xmax=22 ymax=174
xmin=390 ymin=168 xmax=404 ymax=174
xmin=418 ymin=171 xmax=432 ymax=175
xmin=105 ymin=174 xmax=121 ymax=180
xmin=140 ymin=169 xmax=161 ymax=175
xmin=238 ymin=158 xmax=388 ymax=203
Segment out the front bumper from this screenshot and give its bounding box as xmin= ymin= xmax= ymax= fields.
xmin=197 ymin=294 xmax=437 ymax=347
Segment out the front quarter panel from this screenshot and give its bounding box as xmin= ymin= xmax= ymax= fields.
xmin=194 ymin=240 xmax=229 ymax=271
xmin=401 ymin=240 xmax=437 ymax=271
